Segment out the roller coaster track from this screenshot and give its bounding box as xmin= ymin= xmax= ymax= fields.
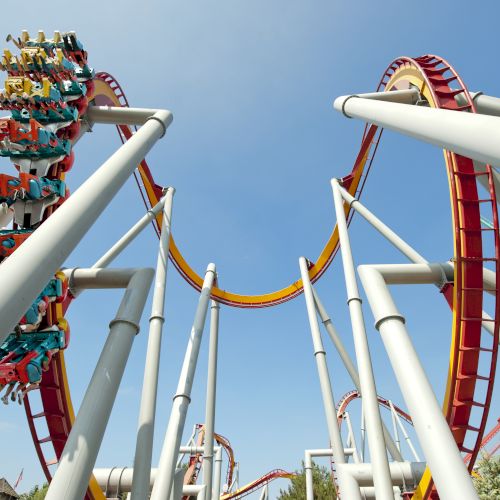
xmin=0 ymin=36 xmax=495 ymax=499
xmin=182 ymin=424 xmax=236 ymax=496
xmin=219 ymin=469 xmax=295 ymax=500
xmin=336 ymin=390 xmax=412 ymax=426
xmin=464 ymin=418 xmax=500 ymax=465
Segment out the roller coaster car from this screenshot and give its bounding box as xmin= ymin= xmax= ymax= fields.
xmin=24 ymin=103 xmax=79 ymax=124
xmin=1 ymin=47 xmax=72 ymax=75
xmin=0 ymin=94 xmax=79 ymax=125
xmin=14 ymin=151 xmax=73 ymax=179
xmin=0 ymin=172 xmax=65 ymax=202
xmin=21 ymin=30 xmax=63 ymax=51
xmin=0 ymin=229 xmax=32 ymax=261
xmin=4 ymin=76 xmax=62 ymax=103
xmin=0 ymin=118 xmax=71 ymax=158
xmin=0 ymin=329 xmax=66 ymax=385
xmin=0 ymin=273 xmax=69 ymax=384
xmin=59 ymin=78 xmax=87 ymax=98
xmin=18 ymin=30 xmax=93 ymax=80
xmin=61 ymin=33 xmax=94 ymax=79
xmin=11 ymin=188 xmax=66 ymax=227
xmin=0 ymin=117 xmax=57 ymax=144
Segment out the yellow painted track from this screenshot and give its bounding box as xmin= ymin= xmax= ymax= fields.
xmin=92 ymin=76 xmax=376 ymax=307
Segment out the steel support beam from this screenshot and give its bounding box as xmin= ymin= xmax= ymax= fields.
xmin=97 ymin=448 xmax=221 ymax=494
xmin=312 ymin=286 xmax=403 ymax=462
xmin=151 ymin=264 xmax=217 ymax=500
xmin=131 ymin=188 xmax=175 ymax=500
xmin=299 ymin=257 xmax=346 ymax=466
xmin=202 ymin=299 xmax=221 ymax=500
xmin=331 ymin=179 xmax=394 ymax=499
xmin=45 ymin=268 xmax=154 ymax=500
xmin=212 ymin=447 xmax=223 ymax=500
xmin=304 ymin=449 xmax=334 ymax=500
xmin=0 ymin=108 xmax=172 ymax=342
xmin=93 ymin=192 xmax=170 ymax=269
xmin=334 ymin=94 xmax=500 ymax=168
xmin=358 ymin=263 xmax=479 ymax=499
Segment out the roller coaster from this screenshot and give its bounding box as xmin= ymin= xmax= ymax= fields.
xmin=0 ymin=30 xmax=498 ymax=499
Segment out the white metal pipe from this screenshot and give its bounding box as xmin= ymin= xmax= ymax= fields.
xmin=344 ymin=412 xmax=361 ymax=463
xmin=202 ymin=299 xmax=221 ymax=500
xmin=131 ymin=188 xmax=175 ymax=500
xmin=93 ymin=193 xmax=169 ymax=269
xmin=299 ymin=257 xmax=346 ymax=465
xmin=87 ymin=105 xmax=169 ymax=126
xmin=94 ymin=468 xmax=156 ymax=493
xmin=359 ymin=486 xmax=403 ymax=500
xmin=358 ymin=264 xmax=479 ymax=499
xmin=482 ymin=311 xmax=495 ymax=337
xmin=336 ymin=184 xmax=427 ymax=264
xmin=212 ymin=447 xmax=223 ymax=500
xmin=347 ymin=89 xmax=420 ymax=105
xmin=230 ymin=463 xmax=239 ymax=492
xmin=151 ymin=264 xmax=217 ymax=500
xmin=312 ymin=287 xmax=361 ymax=387
xmin=337 ymin=461 xmax=426 ymax=487
xmin=338 ymin=186 xmax=496 ymax=337
xmin=46 ymin=268 xmax=154 ymax=500
xmin=331 ymin=179 xmax=394 ymax=499
xmin=336 ymin=463 xmax=363 ymax=500
xmin=183 ymin=485 xmax=206 ymax=498
xmin=63 ymin=267 xmax=144 ymax=289
xmin=334 ymin=94 xmax=500 ymax=168
xmin=389 ymin=402 xmax=401 ymax=455
xmin=388 ymin=401 xmax=420 ymax=462
xmin=472 ymin=159 xmax=500 ymax=198
xmin=0 ymin=108 xmax=172 ymax=342
xmin=259 ymin=484 xmax=268 ymax=500
xmin=360 ymin=404 xmax=366 ymax=462
xmin=469 ymin=92 xmax=500 ymax=118
xmin=483 ymin=267 xmax=496 ymax=294
xmin=95 ymin=447 xmax=221 ymax=493
xmin=304 ymin=449 xmax=334 ymax=500
xmin=177 ymin=425 xmax=198 ymax=467
xmin=312 ymin=286 xmax=403 ymax=461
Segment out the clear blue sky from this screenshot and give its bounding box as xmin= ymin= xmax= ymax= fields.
xmin=1 ymin=1 xmax=499 ymax=497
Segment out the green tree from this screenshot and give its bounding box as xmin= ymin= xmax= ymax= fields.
xmin=278 ymin=462 xmax=337 ymax=500
xmin=19 ymin=483 xmax=49 ymax=500
xmin=473 ymin=454 xmax=500 ymax=499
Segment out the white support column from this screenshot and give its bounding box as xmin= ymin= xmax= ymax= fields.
xmin=131 ymin=188 xmax=175 ymax=500
xmin=95 ymin=447 xmax=221 ymax=494
xmin=151 ymin=264 xmax=216 ymax=500
xmin=388 ymin=401 xmax=420 ymax=462
xmin=360 ymin=403 xmax=366 ymax=462
xmin=46 ymin=268 xmax=154 ymax=500
xmin=334 ymin=93 xmax=500 ymax=168
xmin=259 ymin=484 xmax=269 ymax=500
xmin=304 ymin=449 xmax=334 ymax=500
xmin=389 ymin=402 xmax=401 ymax=455
xmin=344 ymin=88 xmax=420 ymax=104
xmin=0 ymin=108 xmax=172 ymax=342
xmin=183 ymin=485 xmax=207 ymax=500
xmin=212 ymin=447 xmax=223 ymax=500
xmin=312 ymin=286 xmax=403 ymax=462
xmin=202 ymin=299 xmax=221 ymax=500
xmin=93 ymin=192 xmax=169 ymax=269
xmin=358 ymin=263 xmax=479 ymax=500
xmin=331 ymin=179 xmax=394 ymax=499
xmin=344 ymin=412 xmax=361 ymax=464
xmin=299 ymin=257 xmax=346 ymax=466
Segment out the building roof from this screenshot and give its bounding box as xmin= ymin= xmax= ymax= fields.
xmin=0 ymin=478 xmax=19 ymax=498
